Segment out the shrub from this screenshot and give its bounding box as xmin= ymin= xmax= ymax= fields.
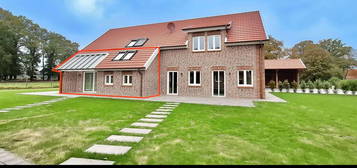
xmin=322 ymin=81 xmax=331 ymax=90
xmin=291 ymin=80 xmax=298 ymax=90
xmin=307 ymin=80 xmax=314 ymax=90
xmin=268 ymin=80 xmax=276 ymax=90
xmin=329 ymin=77 xmax=341 ymax=89
xmin=351 ymin=80 xmax=357 ymax=92
xmin=278 ymin=81 xmax=283 ymax=91
xmin=341 ymin=80 xmax=357 ymax=92
xmin=314 ymin=79 xmax=324 ymax=89
xmin=340 ymin=80 xmax=350 ymax=92
xmin=283 ymin=80 xmax=290 ymax=89
xmin=300 ymin=80 xmax=306 ymax=90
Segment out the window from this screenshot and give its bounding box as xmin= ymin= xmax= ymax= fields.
xmin=192 ymin=36 xmax=205 ymax=51
xmin=134 ymin=38 xmax=148 ymax=46
xmin=126 ymin=38 xmax=148 ymax=47
xmin=105 ymin=75 xmax=113 ymax=85
xmin=123 ymin=75 xmax=133 ymax=86
xmin=188 ymin=71 xmax=201 ymax=86
xmin=127 ymin=40 xmax=137 ymax=47
xmin=208 ymin=35 xmax=221 ymax=51
xmin=237 ymin=70 xmax=253 ymax=87
xmin=112 ymin=51 xmax=136 ymax=61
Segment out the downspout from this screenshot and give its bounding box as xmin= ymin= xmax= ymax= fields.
xmin=138 ymin=70 xmax=143 ymax=97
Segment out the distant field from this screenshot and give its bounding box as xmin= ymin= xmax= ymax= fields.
xmin=0 ymin=81 xmax=59 ymax=89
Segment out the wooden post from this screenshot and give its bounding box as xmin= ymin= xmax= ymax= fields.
xmin=275 ymin=69 xmax=279 ymax=88
xmin=297 ymin=70 xmax=300 ymax=84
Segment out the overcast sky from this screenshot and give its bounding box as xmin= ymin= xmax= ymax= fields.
xmin=1 ymin=0 xmax=356 ymax=49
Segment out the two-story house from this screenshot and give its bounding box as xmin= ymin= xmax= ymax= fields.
xmin=54 ymin=11 xmax=268 ymax=99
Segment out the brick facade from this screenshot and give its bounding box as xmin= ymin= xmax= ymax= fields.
xmin=61 ymin=30 xmax=265 ymax=99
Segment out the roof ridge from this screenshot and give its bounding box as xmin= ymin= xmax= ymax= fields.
xmin=108 ymin=11 xmax=260 ymax=31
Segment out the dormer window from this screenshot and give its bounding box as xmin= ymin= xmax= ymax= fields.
xmin=126 ymin=38 xmax=148 ymax=47
xmin=192 ymin=36 xmax=205 ymax=51
xmin=208 ymin=35 xmax=221 ymax=51
xmin=112 ymin=51 xmax=137 ymax=61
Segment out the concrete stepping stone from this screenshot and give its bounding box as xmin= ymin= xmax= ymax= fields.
xmin=163 ymin=104 xmax=178 ymax=106
xmin=60 ymin=157 xmax=115 ymax=165
xmin=166 ymin=102 xmax=180 ymax=105
xmin=139 ymin=118 xmax=163 ymax=122
xmin=131 ymin=122 xmax=158 ymax=128
xmin=152 ymin=112 xmax=170 ymax=115
xmin=146 ymin=114 xmax=167 ymax=118
xmin=106 ymin=135 xmax=143 ymax=143
xmin=0 ymin=148 xmax=33 ymax=165
xmin=86 ymin=144 xmax=131 ymax=155
xmin=156 ymin=109 xmax=172 ymax=112
xmin=120 ymin=128 xmax=152 ymax=134
xmin=159 ymin=106 xmax=175 ymax=108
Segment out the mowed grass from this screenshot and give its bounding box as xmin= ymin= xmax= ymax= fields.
xmin=0 ymin=89 xmax=58 ymax=109
xmin=0 ymin=90 xmax=357 ymax=165
xmin=0 ymin=81 xmax=59 ymax=89
xmin=0 ymin=89 xmax=163 ymax=164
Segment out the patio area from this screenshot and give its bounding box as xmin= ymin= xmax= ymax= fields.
xmin=21 ymin=91 xmax=286 ymax=107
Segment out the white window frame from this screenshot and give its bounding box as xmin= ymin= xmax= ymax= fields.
xmin=188 ymin=71 xmax=201 ymax=86
xmin=122 ymin=75 xmax=133 ymax=86
xmin=211 ymin=70 xmax=226 ymax=97
xmin=192 ymin=36 xmax=205 ymax=52
xmin=104 ymin=74 xmax=113 ymax=85
xmin=237 ymin=70 xmax=254 ymax=87
xmin=127 ymin=40 xmax=137 ymax=47
xmin=207 ymin=35 xmax=221 ymax=51
xmin=83 ymin=71 xmax=96 ymax=93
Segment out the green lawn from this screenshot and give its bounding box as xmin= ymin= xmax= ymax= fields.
xmin=0 ymin=89 xmax=58 ymax=109
xmin=0 ymin=81 xmax=59 ymax=89
xmin=0 ymin=90 xmax=357 ymax=165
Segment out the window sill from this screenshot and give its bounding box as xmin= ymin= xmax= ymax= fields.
xmin=237 ymin=86 xmax=254 ymax=88
xmin=188 ymin=84 xmax=201 ymax=87
xmin=122 ymin=84 xmax=133 ymax=87
xmin=207 ymin=49 xmax=221 ymax=52
xmin=192 ymin=50 xmax=205 ymax=53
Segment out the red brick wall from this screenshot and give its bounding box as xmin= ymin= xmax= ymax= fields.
xmin=159 ymin=31 xmax=265 ymax=98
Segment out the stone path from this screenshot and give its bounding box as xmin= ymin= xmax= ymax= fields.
xmin=60 ymin=158 xmax=114 ymax=165
xmin=0 ymin=97 xmax=69 ymax=113
xmin=0 ymin=148 xmax=33 ymax=165
xmin=61 ymin=102 xmax=180 ymax=165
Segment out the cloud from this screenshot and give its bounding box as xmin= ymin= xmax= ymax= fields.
xmin=66 ymin=0 xmax=112 ymax=18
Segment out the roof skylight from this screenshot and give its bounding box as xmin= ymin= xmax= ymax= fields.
xmin=126 ymin=38 xmax=148 ymax=47
xmin=112 ymin=51 xmax=137 ymax=61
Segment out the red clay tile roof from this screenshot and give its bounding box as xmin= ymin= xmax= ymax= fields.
xmin=265 ymin=59 xmax=306 ymax=70
xmin=84 ymin=11 xmax=267 ymax=50
xmin=57 ymin=11 xmax=267 ymax=70
xmin=346 ymin=69 xmax=357 ymax=80
xmin=95 ymin=48 xmax=157 ymax=69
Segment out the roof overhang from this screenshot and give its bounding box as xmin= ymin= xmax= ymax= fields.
xmin=225 ymin=40 xmax=268 ymax=46
xmin=182 ymin=22 xmax=231 ymax=33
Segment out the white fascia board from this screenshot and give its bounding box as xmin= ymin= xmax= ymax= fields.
xmin=144 ymin=48 xmax=159 ymax=70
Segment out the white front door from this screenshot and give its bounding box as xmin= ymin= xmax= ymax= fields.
xmin=167 ymin=71 xmax=178 ymax=95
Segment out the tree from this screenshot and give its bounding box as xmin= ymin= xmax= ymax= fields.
xmin=0 ymin=7 xmax=78 ymax=81
xmin=319 ymin=39 xmax=355 ymax=71
xmin=19 ymin=19 xmax=47 ymax=81
xmin=0 ymin=8 xmax=25 ymax=80
xmin=43 ymin=32 xmax=79 ymax=80
xmin=291 ymin=41 xmax=333 ymax=81
xmin=290 ymin=40 xmax=314 ymax=58
xmin=264 ymin=35 xmax=285 ymax=59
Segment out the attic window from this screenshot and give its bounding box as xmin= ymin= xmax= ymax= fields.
xmin=112 ymin=51 xmax=137 ymax=61
xmin=126 ymin=38 xmax=148 ymax=47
